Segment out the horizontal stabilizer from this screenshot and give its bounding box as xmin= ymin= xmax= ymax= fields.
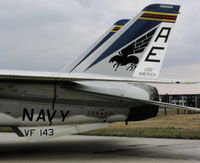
xmin=76 ymin=82 xmax=200 ymax=112
xmin=0 ymin=70 xmax=199 ymax=84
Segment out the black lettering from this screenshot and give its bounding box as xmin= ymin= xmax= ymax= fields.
xmin=30 ymin=129 xmax=35 ymax=136
xmin=145 ymin=47 xmax=164 ymax=62
xmin=22 ymin=108 xmax=34 ymax=121
xmin=36 ymin=109 xmax=46 ymax=121
xmin=47 ymin=110 xmax=56 ymax=122
xmin=24 ymin=129 xmax=35 ymax=136
xmin=43 ymin=129 xmax=48 ymax=136
xmin=155 ymin=27 xmax=171 ymax=43
xmin=60 ymin=110 xmax=70 ymax=122
xmin=49 ymin=129 xmax=54 ymax=136
xmin=24 ymin=129 xmax=29 ymax=136
xmin=39 ymin=129 xmax=54 ymax=136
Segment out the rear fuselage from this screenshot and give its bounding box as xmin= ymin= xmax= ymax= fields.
xmin=0 ymin=80 xmax=159 ymax=126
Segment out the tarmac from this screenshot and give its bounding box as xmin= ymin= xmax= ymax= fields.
xmin=0 ymin=133 xmax=200 ymax=162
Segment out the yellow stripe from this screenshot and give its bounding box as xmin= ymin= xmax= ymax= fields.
xmin=112 ymin=25 xmax=123 ymax=32
xmin=115 ymin=25 xmax=123 ymax=28
xmin=140 ymin=17 xmax=176 ymax=23
xmin=144 ymin=11 xmax=178 ymax=16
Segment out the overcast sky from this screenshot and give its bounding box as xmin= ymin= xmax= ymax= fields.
xmin=0 ymin=0 xmax=199 ymax=93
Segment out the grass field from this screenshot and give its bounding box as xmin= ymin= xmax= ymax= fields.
xmin=81 ymin=110 xmax=200 ymax=139
xmin=1 ymin=110 xmax=200 ymax=139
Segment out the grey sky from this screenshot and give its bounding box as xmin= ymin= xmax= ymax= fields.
xmin=0 ymin=0 xmax=199 ymax=87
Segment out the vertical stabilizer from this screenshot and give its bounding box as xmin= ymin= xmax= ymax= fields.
xmin=63 ymin=4 xmax=180 ymax=79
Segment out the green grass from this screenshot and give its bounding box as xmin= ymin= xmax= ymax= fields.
xmin=80 ymin=110 xmax=200 ymax=139
xmin=80 ymin=127 xmax=200 ymax=139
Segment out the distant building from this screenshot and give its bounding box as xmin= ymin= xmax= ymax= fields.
xmin=160 ymin=94 xmax=200 ymax=108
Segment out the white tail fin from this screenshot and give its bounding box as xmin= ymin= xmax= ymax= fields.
xmin=132 ymin=22 xmax=175 ymax=78
xmin=63 ymin=4 xmax=180 ymax=79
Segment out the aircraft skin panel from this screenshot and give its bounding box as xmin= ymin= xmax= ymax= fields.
xmin=0 ymin=80 xmax=150 ymax=127
xmin=18 ymin=123 xmax=108 ymax=141
xmin=0 ymin=98 xmax=129 ymax=127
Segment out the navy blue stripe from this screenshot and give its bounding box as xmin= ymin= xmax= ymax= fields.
xmin=69 ymin=32 xmax=115 ymax=72
xmin=87 ymin=19 xmax=160 ymax=70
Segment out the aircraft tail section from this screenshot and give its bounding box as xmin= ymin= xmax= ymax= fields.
xmin=63 ymin=4 xmax=180 ymax=79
